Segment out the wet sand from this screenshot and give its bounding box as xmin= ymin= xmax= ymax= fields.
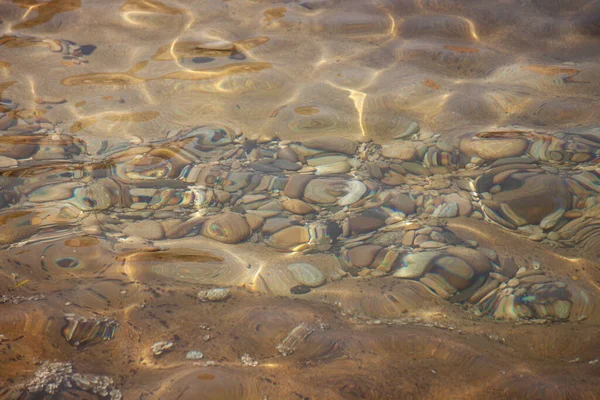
xmin=0 ymin=0 xmax=600 ymax=399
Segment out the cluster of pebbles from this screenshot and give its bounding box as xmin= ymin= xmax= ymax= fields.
xmin=0 ymin=33 xmax=89 ymax=66
xmin=29 ymin=361 xmax=121 ymax=399
xmin=0 ymin=116 xmax=597 ymax=325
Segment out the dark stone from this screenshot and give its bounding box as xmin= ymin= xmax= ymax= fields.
xmin=290 ymin=285 xmax=311 ymax=295
xmin=79 ymin=45 xmax=97 ymax=55
xmin=192 ymin=57 xmax=215 ymax=63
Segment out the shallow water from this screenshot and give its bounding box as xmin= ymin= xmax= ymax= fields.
xmin=0 ymin=0 xmax=600 ymax=399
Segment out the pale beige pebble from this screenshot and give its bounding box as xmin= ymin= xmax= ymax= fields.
xmin=249 ymin=133 xmax=279 ymax=143
xmin=413 ymin=234 xmax=429 ymax=246
xmin=528 ymin=233 xmax=545 ymax=241
xmin=197 ymin=288 xmax=231 ymax=302
xmin=404 ymin=223 xmax=422 ymax=230
xmin=564 ymin=210 xmax=583 ymax=219
xmin=490 ymin=185 xmax=502 ymax=194
xmin=507 ymin=278 xmax=520 ymax=287
xmin=460 ymin=137 xmax=529 ymax=160
xmin=34 ymin=96 xmax=66 ymax=104
xmin=471 ymin=211 xmax=484 ymax=219
xmin=381 ymin=142 xmax=421 ymax=161
xmin=42 ymin=38 xmax=63 ymax=52
xmin=547 ymin=231 xmax=560 ymax=241
xmin=445 ymin=247 xmax=492 ymax=274
xmin=244 ymin=214 xmax=264 ymax=231
xmin=416 ymin=227 xmax=433 ymax=235
xmin=420 ymin=241 xmax=446 ymax=249
xmin=515 ymin=267 xmax=527 ymax=277
xmin=489 ymin=272 xmax=509 ymax=282
xmin=0 ymin=155 xmax=18 ymax=168
xmin=282 ymin=199 xmax=314 ymax=215
xmin=331 ymin=210 xmax=347 ymax=221
xmin=123 ymin=220 xmax=165 ymax=240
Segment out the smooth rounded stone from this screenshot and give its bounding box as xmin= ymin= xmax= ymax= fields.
xmin=265 ymin=225 xmax=310 ymax=250
xmin=242 ymin=208 xmax=281 ymax=220
xmin=262 ymin=217 xmax=293 ymax=235
xmin=393 ymin=251 xmax=440 ymax=278
xmin=381 ymin=142 xmax=421 ymax=161
xmin=367 ymin=163 xmax=384 ymax=179
xmin=0 ymin=155 xmax=17 ymax=168
xmin=152 ymin=341 xmax=174 ymax=356
xmin=306 ymin=154 xmax=349 ymax=166
xmin=277 ymin=147 xmax=299 ymax=162
xmin=420 ymin=241 xmax=446 ymax=249
xmin=435 ymin=202 xmax=458 ymax=218
xmin=370 ymin=231 xmax=404 ymax=246
xmin=414 ymin=234 xmax=429 ymax=246
xmin=383 ymin=193 xmax=416 ymax=215
xmin=528 ymin=233 xmax=545 ymax=241
xmin=460 ymin=137 xmax=529 ymax=161
xmin=122 ymin=220 xmax=165 ymax=240
xmin=273 ymin=159 xmax=301 ymax=171
xmin=401 ymin=161 xmax=430 ymax=176
xmin=197 ymin=288 xmax=231 ymax=302
xmin=185 ymin=350 xmax=204 ymax=360
xmin=445 ymin=247 xmax=492 ymax=274
xmin=315 ymin=160 xmax=351 ymax=175
xmin=287 ymin=263 xmax=325 ymax=287
xmin=201 ymin=213 xmax=251 ymax=244
xmin=478 ymin=247 xmax=498 ymax=261
xmin=244 ymin=214 xmax=264 ymax=231
xmin=490 ymin=185 xmax=502 ymax=194
xmin=455 ymin=197 xmax=472 ymax=216
xmin=0 ymin=116 xmax=16 ymax=131
xmin=430 ymin=231 xmax=445 ymax=243
xmin=290 ymin=285 xmax=311 ymax=295
xmin=399 ymin=231 xmax=414 ymax=247
xmin=249 ymin=161 xmax=282 ymax=173
xmin=302 ymin=137 xmax=359 ymax=155
xmin=284 ymin=174 xmax=314 ymax=199
xmin=547 ymin=231 xmax=560 ymax=241
xmin=303 ymin=179 xmax=341 ymax=204
xmin=349 ymin=210 xmax=386 ymax=234
xmin=345 ymin=245 xmax=382 ymax=267
xmin=282 ymin=199 xmax=314 ymax=215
